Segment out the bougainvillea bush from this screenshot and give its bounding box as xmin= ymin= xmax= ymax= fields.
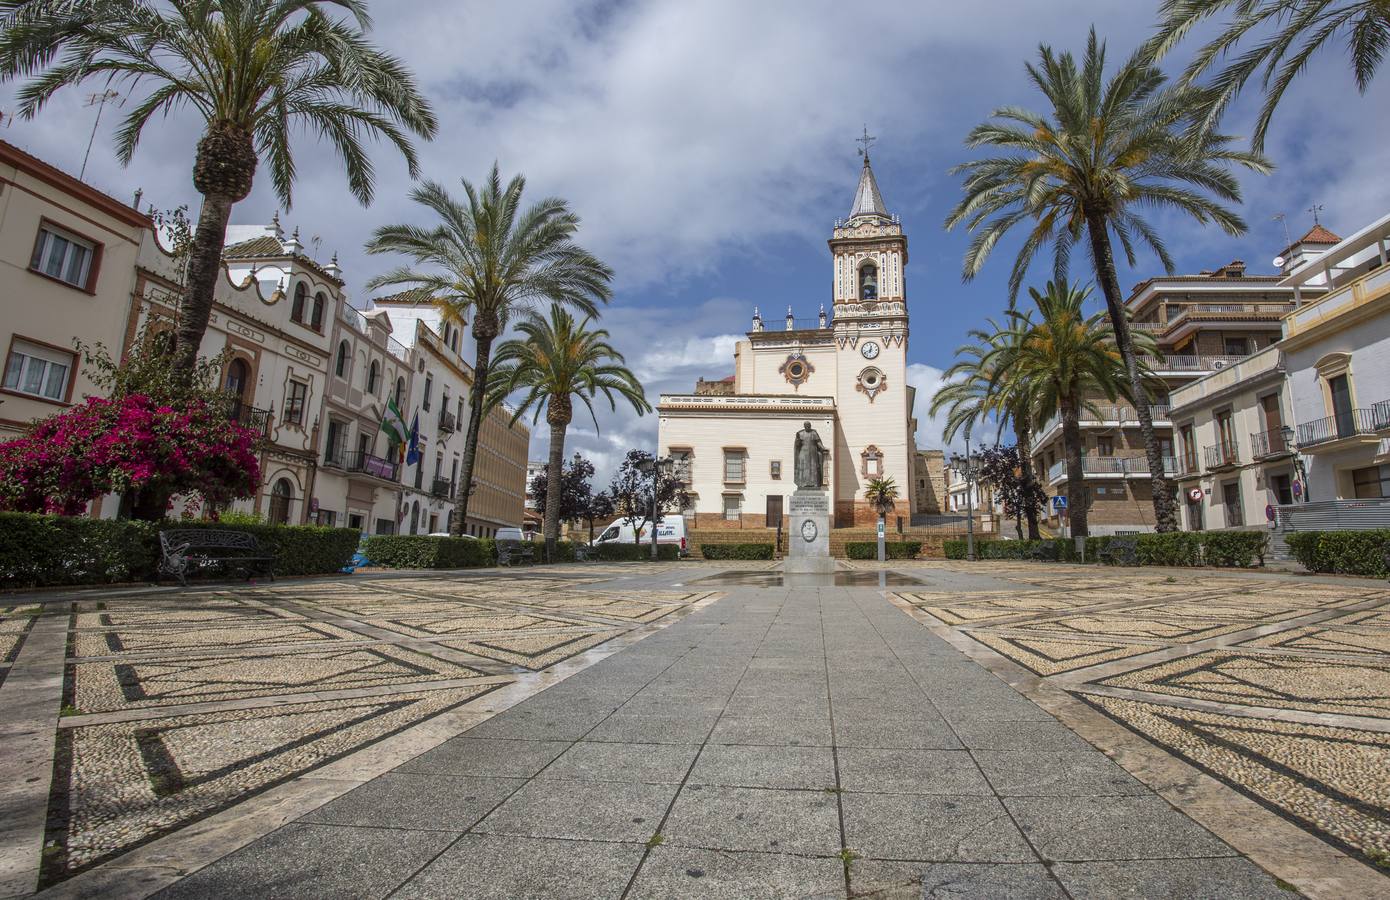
xmin=0 ymin=393 xmax=259 ymax=519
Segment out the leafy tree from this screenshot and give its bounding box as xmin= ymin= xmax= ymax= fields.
xmin=608 ymin=450 xmax=689 ymax=546
xmin=582 ymin=488 xmax=616 ymax=544
xmin=0 ymin=0 xmax=437 ymax=377
xmin=864 ymin=476 xmax=899 ymax=523
xmin=931 ymin=316 xmax=1044 ymax=539
xmin=1151 ymin=0 xmax=1390 ymax=149
xmin=366 ymin=167 xmax=613 ymax=537
xmin=976 ymin=444 xmax=1048 ymax=540
xmin=488 ymin=306 xmax=649 ymax=561
xmin=993 ymin=280 xmax=1143 ymax=538
xmin=945 ymin=28 xmax=1268 ymax=532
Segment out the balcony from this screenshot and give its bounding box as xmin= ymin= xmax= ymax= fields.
xmin=1175 ymin=454 xmax=1201 ymax=478
xmin=1203 ymin=441 xmax=1240 ymax=470
xmin=1035 ymin=404 xmax=1173 ymax=444
xmin=227 ymin=400 xmax=272 ymax=440
xmin=339 ymin=450 xmax=400 ymax=483
xmin=438 ymin=410 xmax=457 ymax=434
xmin=1045 ymin=455 xmax=1179 ymax=483
xmin=1296 ymin=405 xmax=1390 ymax=449
xmin=1249 ymin=428 xmax=1293 ymax=460
xmin=1150 ymin=354 xmax=1245 ymax=374
xmin=431 ymin=477 xmax=454 ymax=500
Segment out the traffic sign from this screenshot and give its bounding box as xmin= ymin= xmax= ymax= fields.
xmin=1051 ymin=495 xmax=1067 ymax=510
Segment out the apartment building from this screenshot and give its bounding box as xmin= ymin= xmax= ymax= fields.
xmin=1031 ymin=245 xmax=1329 ymax=535
xmin=0 ymin=141 xmax=150 ymax=440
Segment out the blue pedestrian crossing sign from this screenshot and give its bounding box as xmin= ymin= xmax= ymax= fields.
xmin=1052 ymin=495 xmax=1068 ymax=510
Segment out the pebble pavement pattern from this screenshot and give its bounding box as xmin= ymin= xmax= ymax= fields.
xmin=22 ymin=568 xmax=715 ymax=886
xmin=895 ymin=560 xmax=1390 ymax=874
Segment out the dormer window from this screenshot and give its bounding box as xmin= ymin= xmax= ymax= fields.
xmin=860 ymin=262 xmax=878 ymax=301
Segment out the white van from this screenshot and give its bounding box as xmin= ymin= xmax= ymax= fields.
xmin=592 ymin=516 xmax=688 ymax=556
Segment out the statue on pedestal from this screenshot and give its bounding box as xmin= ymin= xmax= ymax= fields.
xmin=793 ymin=421 xmax=825 ymax=490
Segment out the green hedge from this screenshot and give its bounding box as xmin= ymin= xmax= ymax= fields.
xmin=363 ymin=535 xmax=495 ymax=569
xmin=0 ymin=512 xmax=359 ymax=588
xmin=1285 ymin=530 xmax=1390 ymax=577
xmin=701 ymin=542 xmax=774 ymax=560
xmin=592 ymin=542 xmax=681 ymax=561
xmin=943 ymin=530 xmax=1265 ymax=568
xmin=844 ymin=541 xmax=923 ymax=560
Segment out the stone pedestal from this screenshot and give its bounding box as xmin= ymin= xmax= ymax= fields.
xmin=783 ymin=488 xmax=835 ymax=574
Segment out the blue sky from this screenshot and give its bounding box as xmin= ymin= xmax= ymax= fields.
xmin=4 ymin=0 xmax=1387 ymax=483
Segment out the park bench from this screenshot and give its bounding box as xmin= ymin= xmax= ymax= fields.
xmin=1099 ymin=536 xmax=1139 ymax=566
xmin=496 ymin=538 xmax=536 ymax=567
xmin=158 ymin=529 xmax=275 ymax=586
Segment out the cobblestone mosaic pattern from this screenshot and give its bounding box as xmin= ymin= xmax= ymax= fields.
xmin=896 ymin=562 xmax=1390 ymax=871
xmin=17 ymin=569 xmax=713 ymax=886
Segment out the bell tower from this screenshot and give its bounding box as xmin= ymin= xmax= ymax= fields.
xmin=828 ymin=132 xmax=913 ymax=525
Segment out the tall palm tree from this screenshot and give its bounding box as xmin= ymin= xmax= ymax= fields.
xmin=487 ymin=306 xmax=649 ymax=562
xmin=0 ymin=0 xmax=437 ymax=377
xmin=1151 ymin=0 xmax=1390 ymax=150
xmin=995 ymin=281 xmax=1136 ymax=539
xmin=367 ymin=170 xmax=613 ymax=536
xmin=945 ymin=28 xmax=1268 ymax=532
xmin=930 ymin=316 xmax=1044 ymax=539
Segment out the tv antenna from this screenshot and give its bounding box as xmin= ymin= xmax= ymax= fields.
xmin=80 ymin=90 xmax=122 ymax=180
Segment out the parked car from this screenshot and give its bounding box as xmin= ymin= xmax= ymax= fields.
xmin=591 ymin=516 xmax=689 ymax=556
xmin=495 ymin=526 xmax=529 ymax=544
xmin=426 ymin=532 xmax=476 ymax=539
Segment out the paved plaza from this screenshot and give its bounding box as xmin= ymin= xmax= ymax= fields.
xmin=0 ymin=562 xmax=1387 ymax=898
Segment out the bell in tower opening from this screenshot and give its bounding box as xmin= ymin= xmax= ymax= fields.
xmin=860 ymin=261 xmax=878 ymax=301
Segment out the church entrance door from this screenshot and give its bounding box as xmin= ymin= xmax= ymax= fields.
xmin=766 ymin=495 xmax=783 ymax=528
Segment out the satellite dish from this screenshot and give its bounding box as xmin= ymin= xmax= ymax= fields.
xmin=1272 ymin=255 xmax=1286 ymax=269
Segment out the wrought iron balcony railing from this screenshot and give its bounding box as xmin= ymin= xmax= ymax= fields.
xmin=438 ymin=410 xmax=457 ymax=434
xmin=431 ymin=477 xmax=454 ymax=500
xmin=227 ymin=400 xmax=272 ymax=439
xmin=1296 ymin=407 xmax=1390 ymax=447
xmin=1249 ymin=428 xmax=1292 ymax=459
xmin=340 ymin=450 xmax=400 ymax=482
xmin=1204 ymin=441 xmax=1240 ymax=469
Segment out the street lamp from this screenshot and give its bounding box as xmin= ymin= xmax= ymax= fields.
xmin=950 ymin=427 xmax=977 ymax=562
xmin=638 ymin=455 xmax=673 ymax=561
xmin=1279 ymin=425 xmax=1310 ymax=503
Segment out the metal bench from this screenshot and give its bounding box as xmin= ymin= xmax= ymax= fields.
xmin=496 ymin=538 xmax=536 ymax=567
xmin=159 ymin=529 xmax=275 ymax=586
xmin=1099 ymin=536 xmax=1139 ymax=566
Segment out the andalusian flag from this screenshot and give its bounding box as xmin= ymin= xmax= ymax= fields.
xmin=380 ymin=395 xmax=408 ymax=444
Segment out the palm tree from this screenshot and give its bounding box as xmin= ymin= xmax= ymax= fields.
xmin=995 ymin=281 xmax=1138 ymax=539
xmin=864 ymin=476 xmax=899 ymax=534
xmin=487 ymin=306 xmax=649 ymax=562
xmin=1151 ymin=0 xmax=1390 ymax=150
xmin=945 ymin=28 xmax=1268 ymax=532
xmin=0 ymin=0 xmax=437 ymax=377
xmin=930 ymin=317 xmax=1044 ymax=539
xmin=367 ymin=169 xmax=613 ymax=536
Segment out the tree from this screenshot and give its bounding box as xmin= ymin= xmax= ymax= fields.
xmin=488 ymin=306 xmax=649 ymax=562
xmin=0 ymin=1 xmax=437 ymax=378
xmin=945 ymin=28 xmax=1268 ymax=532
xmin=976 ymin=444 xmax=1048 ymax=540
xmin=993 ymin=280 xmax=1141 ymax=538
xmin=608 ymin=450 xmax=689 ymax=546
xmin=366 ymin=167 xmax=613 ymax=537
xmin=582 ymin=489 xmax=616 ymax=544
xmin=931 ymin=316 xmax=1044 ymax=539
xmin=527 ymin=453 xmax=596 ymax=526
xmin=864 ymin=477 xmax=899 ymax=522
xmin=1151 ymin=0 xmax=1390 ymax=150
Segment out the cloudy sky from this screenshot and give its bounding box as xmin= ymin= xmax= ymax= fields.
xmin=5 ymin=0 xmax=1387 ymax=485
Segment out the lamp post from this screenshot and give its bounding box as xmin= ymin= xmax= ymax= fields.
xmin=1280 ymin=425 xmax=1310 ymax=503
xmin=638 ymin=455 xmax=672 ymax=561
xmin=950 ymin=427 xmax=977 ymax=562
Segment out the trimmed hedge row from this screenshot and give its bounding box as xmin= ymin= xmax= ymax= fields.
xmin=1285 ymin=530 xmax=1390 ymax=577
xmin=363 ymin=535 xmax=496 ymax=569
xmin=0 ymin=512 xmax=359 ymax=588
xmin=701 ymin=543 xmax=775 ymax=560
xmin=944 ymin=530 xmax=1266 ymax=568
xmin=845 ymin=541 xmax=923 ymax=560
xmin=592 ymin=542 xmax=681 ymax=561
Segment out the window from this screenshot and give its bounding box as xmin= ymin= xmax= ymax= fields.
xmin=1271 ymin=473 xmax=1293 ymax=505
xmin=395 ymin=376 xmax=405 ymax=406
xmin=1097 ymin=436 xmax=1114 ymax=457
xmin=457 ymin=396 xmax=465 ymax=427
xmin=30 ymin=223 xmax=95 ymax=289
xmin=268 ymin=478 xmax=292 ymax=525
xmin=318 ymin=509 xmax=337 ymax=527
xmin=285 ymin=379 xmax=308 ymax=425
xmin=311 ymin=292 xmax=326 ymax=330
xmin=348 ymin=513 xmax=364 ymax=532
xmin=423 ymin=374 xmax=433 ymax=411
xmin=670 ymin=449 xmax=693 ymax=484
xmin=335 ymin=341 xmax=349 ymax=378
xmin=325 ymin=420 xmax=346 ymax=465
xmin=1352 ymin=465 xmax=1390 ymax=499
xmin=1180 ymin=424 xmax=1197 ymax=471
xmin=291 ymin=282 xmax=307 ymax=322
xmin=1222 ymin=481 xmax=1243 ymax=526
xmin=723 ymin=449 xmax=745 ymax=482
xmin=3 ymin=339 xmax=73 ymax=402
xmin=723 ymin=494 xmax=742 ymax=520
xmin=1329 ymin=374 xmax=1354 ymax=437
xmin=599 ymin=526 xmax=619 ymax=541
xmin=367 ymin=360 xmax=380 ymax=395
xmin=770 ymin=460 xmax=781 ymax=480
xmin=1216 ymin=410 xmax=1236 ymax=460
xmin=1223 ymin=336 xmax=1248 ymax=356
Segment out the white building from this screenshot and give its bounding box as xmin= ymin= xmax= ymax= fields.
xmin=657 ymin=154 xmax=920 ymax=528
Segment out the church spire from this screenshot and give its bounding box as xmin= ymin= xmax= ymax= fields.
xmin=849 ymin=127 xmax=889 ymax=220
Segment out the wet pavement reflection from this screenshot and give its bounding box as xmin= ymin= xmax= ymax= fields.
xmin=689 ymin=570 xmax=927 ymax=587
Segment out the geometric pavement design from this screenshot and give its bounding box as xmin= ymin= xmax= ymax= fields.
xmin=18 ymin=570 xmax=716 ymax=886
xmin=895 ymin=562 xmax=1390 ymax=873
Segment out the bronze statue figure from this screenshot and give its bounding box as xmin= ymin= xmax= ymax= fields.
xmin=793 ymin=421 xmax=826 ymax=490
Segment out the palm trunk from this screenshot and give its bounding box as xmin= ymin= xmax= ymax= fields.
xmin=1061 ymin=394 xmax=1089 ymax=538
xmin=451 ymin=326 xmax=496 ymax=536
xmin=543 ymin=419 xmax=567 ymax=563
xmin=1014 ymin=420 xmax=1041 ymax=540
xmin=1085 ymin=212 xmax=1177 ymax=532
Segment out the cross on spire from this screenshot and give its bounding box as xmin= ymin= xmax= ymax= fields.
xmin=1308 ymin=203 xmax=1324 ymax=226
xmin=856 ymin=126 xmax=876 ymax=163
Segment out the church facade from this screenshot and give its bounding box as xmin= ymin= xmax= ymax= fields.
xmin=657 ymin=154 xmax=922 ymax=528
